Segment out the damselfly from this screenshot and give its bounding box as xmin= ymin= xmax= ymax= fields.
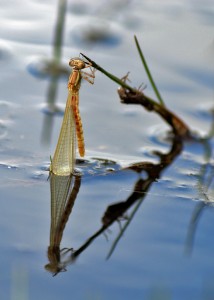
xmin=50 ymin=57 xmax=95 ymax=175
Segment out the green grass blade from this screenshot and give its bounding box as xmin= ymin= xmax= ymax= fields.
xmin=134 ymin=35 xmax=165 ymax=106
xmin=80 ymin=53 xmax=136 ymax=93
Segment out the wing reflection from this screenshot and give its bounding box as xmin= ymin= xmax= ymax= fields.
xmin=45 ymin=135 xmax=182 ymax=275
xmin=45 ymin=173 xmax=81 ymax=276
xmin=44 ymin=104 xmax=214 ymax=274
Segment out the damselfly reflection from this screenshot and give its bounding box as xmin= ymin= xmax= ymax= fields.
xmin=45 ymin=173 xmax=81 ymax=276
xmin=45 ymin=134 xmax=183 ymax=272
xmin=50 ymin=57 xmax=95 ymax=176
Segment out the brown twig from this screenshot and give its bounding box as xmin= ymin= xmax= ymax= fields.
xmin=118 ymin=87 xmax=191 ymax=138
xmin=81 ymin=52 xmax=191 ymax=138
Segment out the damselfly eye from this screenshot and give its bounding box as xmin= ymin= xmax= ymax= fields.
xmin=69 ymin=58 xmax=86 ymax=69
xmin=69 ymin=60 xmax=74 ymax=67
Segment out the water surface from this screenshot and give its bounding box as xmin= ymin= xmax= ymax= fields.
xmin=0 ymin=0 xmax=214 ymax=299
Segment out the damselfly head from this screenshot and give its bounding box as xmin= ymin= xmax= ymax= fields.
xmin=69 ymin=58 xmax=86 ymax=70
xmin=45 ymin=263 xmax=67 ymax=276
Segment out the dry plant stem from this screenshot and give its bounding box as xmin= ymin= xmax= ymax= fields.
xmin=118 ymin=87 xmax=191 ymax=138
xmin=80 ymin=53 xmax=191 ymax=138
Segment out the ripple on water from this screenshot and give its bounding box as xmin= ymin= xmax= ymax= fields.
xmin=0 ymin=100 xmax=16 ymax=139
xmin=38 ymin=102 xmax=65 ymax=116
xmin=70 ymin=20 xmax=122 ymax=47
xmin=0 ymin=121 xmax=9 ymax=139
xmin=30 ymin=171 xmax=48 ymax=181
xmin=26 ymin=57 xmax=69 ymax=80
xmin=0 ymin=100 xmax=16 ymax=115
xmin=0 ymin=162 xmax=19 ymax=171
xmin=140 ymin=122 xmax=213 ymax=203
xmin=147 ymin=124 xmax=173 ymax=147
xmin=28 ymin=157 xmax=121 ymax=182
xmin=68 ymin=2 xmax=90 ymax=15
xmin=177 ymin=65 xmax=214 ymax=89
xmin=139 ymin=124 xmax=173 ymax=160
xmin=120 ymin=107 xmax=140 ymax=117
xmin=76 ymin=157 xmax=121 ymax=177
xmin=0 ymin=41 xmax=13 ymax=63
xmin=156 ymin=177 xmax=199 ymax=202
xmin=191 ymin=102 xmax=214 ymax=123
xmin=163 ymin=137 xmax=214 ymax=203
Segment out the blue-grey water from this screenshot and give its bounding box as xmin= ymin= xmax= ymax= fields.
xmin=0 ymin=0 xmax=214 ymax=299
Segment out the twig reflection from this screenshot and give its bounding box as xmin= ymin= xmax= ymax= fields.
xmin=45 ymin=90 xmax=214 ymax=269
xmin=70 ymin=135 xmax=183 ymax=262
xmin=45 ymin=135 xmax=182 ymax=275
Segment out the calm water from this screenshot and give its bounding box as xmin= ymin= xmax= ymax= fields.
xmin=0 ymin=0 xmax=214 ymax=299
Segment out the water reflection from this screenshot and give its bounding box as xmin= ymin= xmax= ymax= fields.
xmin=41 ymin=0 xmax=68 ymax=145
xmin=45 ymin=173 xmax=81 ymax=276
xmin=71 ymin=21 xmax=121 ymax=48
xmin=41 ymin=0 xmax=214 ymax=279
xmin=69 ymin=0 xmax=130 ymax=47
xmin=25 ymin=0 xmax=69 ymax=144
xmin=185 ymin=108 xmax=214 ymax=255
xmin=45 ymin=134 xmax=183 ymax=275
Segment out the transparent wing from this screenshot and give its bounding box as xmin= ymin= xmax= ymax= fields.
xmin=49 ymin=173 xmax=73 ymax=246
xmin=51 ymin=91 xmax=76 ymax=176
